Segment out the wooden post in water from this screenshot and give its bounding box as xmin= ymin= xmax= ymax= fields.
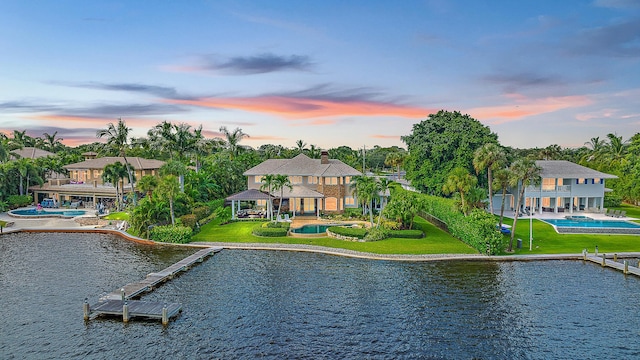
xmin=83 ymin=298 xmax=90 ymax=320
xmin=624 ymin=260 xmax=629 ymax=274
xmin=583 ymin=249 xmax=587 ymax=261
xmin=121 ymin=288 xmax=125 ymax=301
xmin=162 ymin=304 xmax=168 ymax=325
xmin=602 ymin=254 xmax=606 ymax=267
xmin=123 ymin=301 xmax=129 ymax=323
xmin=614 ymin=253 xmax=618 ymax=262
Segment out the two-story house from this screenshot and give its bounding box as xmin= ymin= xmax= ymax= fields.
xmin=30 ymin=153 xmax=164 ymax=208
xmin=492 ymin=160 xmax=617 ymax=214
xmin=243 ymin=151 xmax=362 ymax=217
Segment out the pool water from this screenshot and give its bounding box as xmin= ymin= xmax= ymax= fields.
xmin=9 ymin=209 xmax=88 ymax=217
xmin=290 ymin=224 xmax=335 ymax=234
xmin=542 ymin=218 xmax=640 ymax=229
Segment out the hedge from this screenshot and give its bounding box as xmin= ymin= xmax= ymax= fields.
xmin=327 ymin=226 xmax=367 ymax=239
xmin=150 ymin=225 xmax=193 ymax=244
xmin=264 ymin=221 xmax=291 ymax=229
xmin=252 ymin=226 xmax=288 ymax=237
xmin=388 ymin=229 xmax=424 ymax=239
xmin=8 ymin=195 xmax=32 ymax=209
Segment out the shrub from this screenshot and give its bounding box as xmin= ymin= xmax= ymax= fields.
xmin=8 ymin=195 xmax=32 ymax=209
xmin=180 ymin=214 xmax=197 ymax=229
xmin=252 ymin=226 xmax=288 ymax=237
xmin=207 ymin=199 xmax=225 ymax=213
xmin=328 ymin=226 xmax=367 ymax=239
xmin=192 ymin=206 xmax=211 ymax=221
xmin=388 ymin=229 xmax=424 ymax=239
xmin=150 ymin=225 xmax=192 ymax=244
xmin=604 ymin=193 xmax=622 ymax=207
xmin=381 ymin=220 xmax=401 ymax=230
xmin=364 ymin=227 xmax=388 ymax=241
xmin=343 ymin=207 xmax=365 ymax=219
xmin=264 ymin=221 xmax=290 ymax=229
xmin=214 ymin=206 xmax=232 ymax=224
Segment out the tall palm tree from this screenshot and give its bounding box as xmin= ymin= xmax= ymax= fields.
xmin=102 ymin=162 xmax=129 ymax=210
xmin=350 ymin=175 xmax=380 ymax=226
xmin=137 ymin=175 xmax=159 ymax=198
xmin=295 ymin=140 xmax=307 ymax=154
xmin=260 ymin=174 xmax=277 ymax=220
xmin=272 ymin=174 xmax=292 ymax=220
xmin=442 ymin=167 xmax=477 ymax=216
xmin=508 ymin=159 xmax=542 ymax=252
xmin=96 ymin=119 xmax=137 ymax=205
xmin=219 ymin=126 xmax=249 ymax=159
xmin=159 ymin=160 xmax=188 ymax=192
xmin=157 ymin=174 xmax=180 ymax=225
xmin=42 ymin=131 xmax=63 ymax=152
xmin=376 ymin=178 xmax=393 ymax=228
xmin=492 ymin=168 xmax=511 ymax=229
xmin=385 ymin=151 xmax=407 ymax=180
xmin=473 ymin=143 xmax=505 ymax=215
xmin=604 ymin=133 xmax=628 ymax=168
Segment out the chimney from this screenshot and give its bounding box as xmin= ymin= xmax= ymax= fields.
xmin=321 ymin=151 xmax=329 ymax=164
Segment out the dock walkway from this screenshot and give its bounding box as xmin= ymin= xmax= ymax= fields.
xmin=584 ymin=252 xmax=640 ymax=276
xmin=87 ymin=246 xmax=222 ymax=324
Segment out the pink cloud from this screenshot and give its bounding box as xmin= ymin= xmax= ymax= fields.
xmin=164 ymin=96 xmax=432 ymax=119
xmin=467 ymin=95 xmax=593 ymax=124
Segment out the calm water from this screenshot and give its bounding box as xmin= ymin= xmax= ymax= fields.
xmin=1 ymin=233 xmax=640 ymax=359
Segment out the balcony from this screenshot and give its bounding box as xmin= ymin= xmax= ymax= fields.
xmin=525 ymin=185 xmax=572 ymax=193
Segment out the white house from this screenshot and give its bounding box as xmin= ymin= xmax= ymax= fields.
xmin=492 ymin=160 xmax=617 ymax=214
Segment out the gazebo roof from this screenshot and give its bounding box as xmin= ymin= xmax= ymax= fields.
xmin=226 ymin=189 xmax=275 ymax=201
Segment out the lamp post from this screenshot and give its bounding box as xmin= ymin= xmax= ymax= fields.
xmin=529 ymin=198 xmax=533 ymax=251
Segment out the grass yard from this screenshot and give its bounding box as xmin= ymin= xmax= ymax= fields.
xmin=192 ymin=216 xmax=477 ymax=255
xmin=502 ymin=216 xmax=640 ymax=255
xmin=103 ymin=211 xmax=130 ymax=221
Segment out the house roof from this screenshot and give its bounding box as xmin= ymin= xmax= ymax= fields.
xmin=244 ymin=153 xmax=361 ymax=177
xmin=271 ymin=186 xmax=325 ymax=198
xmin=64 ymin=157 xmax=165 ymax=170
xmin=536 ymin=160 xmax=617 ymax=179
xmin=226 ymin=189 xmax=274 ymax=201
xmin=11 ymin=147 xmax=55 ymax=159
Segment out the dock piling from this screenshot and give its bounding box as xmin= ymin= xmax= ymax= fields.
xmin=83 ymin=298 xmax=90 ymax=320
xmin=122 ymin=301 xmax=129 ymax=323
xmin=614 ymin=253 xmax=618 ymax=262
xmin=121 ymin=288 xmax=125 ymax=301
xmin=624 ymin=260 xmax=629 ymax=274
xmin=602 ymin=254 xmax=606 ymax=267
xmin=162 ymin=304 xmax=168 ymax=325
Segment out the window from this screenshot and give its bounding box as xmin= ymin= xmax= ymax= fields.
xmin=93 ymin=170 xmax=100 ymax=178
xmin=325 ymin=197 xmax=338 ymax=211
xmin=577 ymin=178 xmax=586 ymax=184
xmin=345 ymin=196 xmax=355 ymax=206
xmin=325 ymin=177 xmax=338 ymax=185
xmin=255 ymin=176 xmax=263 ymax=183
xmin=289 ymin=176 xmax=302 ymax=184
xmin=345 ymin=176 xmax=352 ymax=184
xmin=593 ymin=178 xmax=601 ymax=184
xmin=308 ymin=176 xmax=318 ymax=184
xmin=542 ymin=178 xmax=556 ymax=191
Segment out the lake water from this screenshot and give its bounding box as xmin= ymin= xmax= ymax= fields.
xmin=1 ymin=232 xmax=640 ymax=359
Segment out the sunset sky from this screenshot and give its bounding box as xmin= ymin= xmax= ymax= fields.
xmin=1 ymin=0 xmax=639 ymax=150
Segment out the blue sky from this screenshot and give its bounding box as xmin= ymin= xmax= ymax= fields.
xmin=1 ymin=0 xmax=639 ymax=150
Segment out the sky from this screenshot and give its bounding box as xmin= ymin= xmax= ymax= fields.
xmin=1 ymin=0 xmax=639 ymax=150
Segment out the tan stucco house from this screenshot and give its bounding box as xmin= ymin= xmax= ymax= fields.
xmin=242 ymin=151 xmax=361 ymax=217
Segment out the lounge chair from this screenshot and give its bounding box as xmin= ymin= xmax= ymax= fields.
xmin=618 ymin=210 xmax=626 ymax=218
xmin=612 ymin=210 xmax=621 ymax=218
xmin=276 ymin=214 xmax=283 ymax=222
xmin=605 ymin=209 xmax=613 ymax=217
xmin=284 ymin=214 xmax=292 ymax=222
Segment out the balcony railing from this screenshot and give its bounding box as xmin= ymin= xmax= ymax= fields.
xmin=525 ymin=185 xmax=572 ymax=193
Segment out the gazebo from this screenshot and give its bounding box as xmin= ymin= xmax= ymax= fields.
xmin=226 ymin=189 xmax=275 ymax=220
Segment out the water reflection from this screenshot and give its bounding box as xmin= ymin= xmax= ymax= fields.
xmin=1 ymin=233 xmax=640 ymax=359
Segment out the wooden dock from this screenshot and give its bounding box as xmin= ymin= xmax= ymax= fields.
xmin=584 ymin=252 xmax=640 ymax=276
xmin=86 ymin=246 xmax=222 ymax=324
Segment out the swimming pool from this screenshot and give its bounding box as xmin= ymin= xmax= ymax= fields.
xmin=290 ymin=224 xmax=336 ymax=234
xmin=9 ymin=208 xmax=88 ymax=218
xmin=542 ymin=218 xmax=640 ymax=229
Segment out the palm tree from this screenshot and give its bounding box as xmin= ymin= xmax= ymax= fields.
xmin=350 ymin=175 xmax=380 ymax=226
xmin=219 ymin=126 xmax=249 ymax=159
xmin=604 ymin=133 xmax=628 ymax=168
xmin=42 ymin=131 xmax=63 ymax=152
xmin=442 ymin=167 xmax=477 ymax=216
xmin=473 ymin=143 xmax=505 ymax=215
xmin=137 ymin=175 xmax=159 ymax=198
xmin=271 ymin=174 xmax=292 ymax=220
xmin=96 ymin=119 xmax=137 ymax=205
xmin=159 ymin=160 xmax=188 ymax=192
xmin=385 ymin=151 xmax=407 ymax=180
xmin=295 ymin=140 xmax=307 ymax=154
xmin=259 ymin=174 xmax=277 ymax=220
xmin=376 ymin=178 xmax=393 ymax=228
xmin=492 ymin=168 xmax=511 ymax=229
xmin=13 ymin=158 xmax=42 ymax=196
xmin=102 ymin=162 xmax=126 ymax=210
xmin=157 ymin=174 xmax=180 ymax=225
xmin=508 ymin=159 xmax=542 ymax=252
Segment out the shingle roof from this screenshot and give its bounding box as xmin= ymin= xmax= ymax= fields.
xmin=244 ymin=154 xmax=361 ymax=177
xmin=536 ymin=160 xmax=617 ymax=179
xmin=64 ymin=157 xmax=165 ymax=170
xmin=226 ymin=189 xmax=275 ymax=201
xmin=11 ymin=147 xmax=55 ymax=159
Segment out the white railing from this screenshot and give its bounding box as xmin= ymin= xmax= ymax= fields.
xmin=526 ymin=185 xmax=572 ymax=193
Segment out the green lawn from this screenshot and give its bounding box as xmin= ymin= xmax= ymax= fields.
xmin=610 ymin=203 xmax=640 ymax=223
xmin=103 ymin=212 xmax=130 ymax=221
xmin=503 ymin=216 xmax=640 ymax=255
xmin=192 ymin=216 xmax=478 ymax=255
